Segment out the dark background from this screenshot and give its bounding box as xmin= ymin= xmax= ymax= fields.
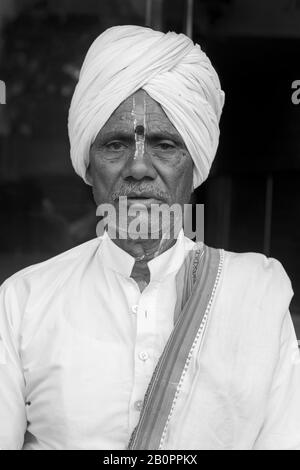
xmin=0 ymin=0 xmax=300 ymax=334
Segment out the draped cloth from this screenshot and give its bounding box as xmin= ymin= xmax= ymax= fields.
xmin=128 ymin=244 xmax=222 ymax=449
xmin=68 ymin=25 xmax=225 ymax=189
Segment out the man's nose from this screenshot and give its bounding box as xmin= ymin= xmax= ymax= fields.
xmin=121 ymin=149 xmax=157 ymax=181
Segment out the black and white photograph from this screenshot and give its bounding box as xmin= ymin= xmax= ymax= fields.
xmin=0 ymin=0 xmax=300 ymax=452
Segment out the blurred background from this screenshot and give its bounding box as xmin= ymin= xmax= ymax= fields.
xmin=0 ymin=0 xmax=300 ymax=334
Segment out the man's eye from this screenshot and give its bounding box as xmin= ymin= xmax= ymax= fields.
xmin=105 ymin=141 xmax=127 ymax=151
xmin=155 ymin=141 xmax=176 ymax=150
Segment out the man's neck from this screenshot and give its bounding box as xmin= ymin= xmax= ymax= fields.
xmin=112 ymin=236 xmax=177 ymax=293
xmin=113 ymin=236 xmax=176 ymax=262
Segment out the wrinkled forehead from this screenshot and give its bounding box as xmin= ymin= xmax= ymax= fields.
xmin=97 ymin=89 xmax=185 ymax=139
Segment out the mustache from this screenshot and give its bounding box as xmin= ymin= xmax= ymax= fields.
xmin=111 ymin=183 xmax=169 ymax=202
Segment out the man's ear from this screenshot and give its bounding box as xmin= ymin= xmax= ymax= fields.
xmin=86 ymin=165 xmax=93 ymax=185
xmin=189 ymin=183 xmax=195 ymax=204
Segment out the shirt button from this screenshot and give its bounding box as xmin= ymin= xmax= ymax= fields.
xmin=131 ymin=305 xmax=139 ymax=314
xmin=138 ymin=351 xmax=149 ymax=361
xmin=134 ymin=400 xmax=143 ymax=411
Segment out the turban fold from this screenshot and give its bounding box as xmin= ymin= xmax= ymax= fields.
xmin=68 ymin=25 xmax=225 ymax=188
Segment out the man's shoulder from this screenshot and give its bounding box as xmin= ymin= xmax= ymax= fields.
xmin=222 ymin=249 xmax=290 ymax=283
xmin=220 ymin=248 xmax=293 ymax=310
xmin=1 ymin=238 xmax=101 ymax=293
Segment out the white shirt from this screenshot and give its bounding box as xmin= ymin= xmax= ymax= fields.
xmin=161 ymin=252 xmax=300 ymax=450
xmin=0 ymin=230 xmax=195 ymax=450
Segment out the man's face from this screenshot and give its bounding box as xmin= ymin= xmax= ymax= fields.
xmin=87 ymin=89 xmax=193 ymax=219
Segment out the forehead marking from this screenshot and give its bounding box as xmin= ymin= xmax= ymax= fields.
xmin=132 ymin=93 xmax=146 ymax=161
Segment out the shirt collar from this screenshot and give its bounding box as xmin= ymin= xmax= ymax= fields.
xmin=98 ymin=229 xmax=195 ymax=281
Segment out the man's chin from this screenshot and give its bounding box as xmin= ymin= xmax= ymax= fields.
xmin=107 ymin=224 xmax=165 ymax=241
xmin=105 ymin=219 xmax=182 ymax=241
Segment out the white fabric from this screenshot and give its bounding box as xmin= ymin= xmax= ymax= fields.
xmin=0 ymin=236 xmax=300 ymax=450
xmin=164 ymin=252 xmax=300 ymax=450
xmin=0 ymin=230 xmax=195 ymax=450
xmin=68 ymin=25 xmax=225 ymax=189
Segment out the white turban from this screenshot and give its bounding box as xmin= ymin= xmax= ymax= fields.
xmin=68 ymin=25 xmax=225 ymax=188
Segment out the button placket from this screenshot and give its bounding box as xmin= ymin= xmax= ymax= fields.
xmin=138 ymin=351 xmax=149 ymax=362
xmin=128 ymin=286 xmax=158 ymax=429
xmin=131 ymin=304 xmax=139 ymax=315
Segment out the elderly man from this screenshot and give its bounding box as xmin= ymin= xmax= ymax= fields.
xmin=1 ymin=26 xmax=300 ymax=451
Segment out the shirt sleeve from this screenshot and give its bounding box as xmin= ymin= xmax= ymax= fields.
xmin=253 ymin=310 xmax=300 ymax=450
xmin=0 ymin=279 xmax=27 ymax=450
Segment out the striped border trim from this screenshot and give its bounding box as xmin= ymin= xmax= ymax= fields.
xmin=128 ymin=246 xmax=223 ymax=449
xmin=158 ymin=249 xmax=224 ymax=449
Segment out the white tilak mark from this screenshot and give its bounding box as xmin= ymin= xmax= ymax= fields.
xmin=132 ymin=94 xmax=146 ymax=160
